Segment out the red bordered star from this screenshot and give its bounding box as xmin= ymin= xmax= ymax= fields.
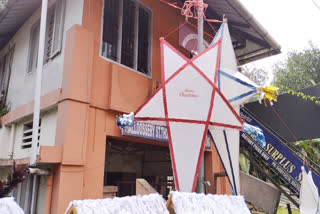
xmin=134 ymin=38 xmax=243 ymax=192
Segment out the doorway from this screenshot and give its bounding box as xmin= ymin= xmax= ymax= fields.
xmin=104 ymin=138 xmax=174 ymax=197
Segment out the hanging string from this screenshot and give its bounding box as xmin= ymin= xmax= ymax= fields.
xmin=266 ymin=100 xmax=315 ymax=173
xmin=267 ymin=100 xmax=298 ymax=142
xmin=181 ymin=0 xmax=208 ymax=19
xmin=159 ymin=0 xmax=181 ymax=10
xmin=159 ymin=0 xmax=223 ymax=23
xmin=186 ymin=21 xmax=214 ymax=39
xmin=205 ymin=19 xmax=217 ymax=33
xmin=164 ymin=21 xmax=188 ymax=39
xmin=164 ymin=21 xmax=214 ymax=40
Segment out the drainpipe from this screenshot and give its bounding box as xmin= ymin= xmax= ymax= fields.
xmin=8 ymin=123 xmax=16 ymax=158
xmin=30 ymin=0 xmax=48 ymax=165
xmin=29 ymin=168 xmax=50 ymax=175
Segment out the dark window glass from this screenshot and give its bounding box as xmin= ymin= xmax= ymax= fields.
xmin=102 ymin=0 xmax=119 ymax=61
xmin=138 ymin=7 xmax=150 ymax=74
xmin=102 ymin=0 xmax=151 ymax=75
xmin=121 ymin=0 xmax=135 ymax=68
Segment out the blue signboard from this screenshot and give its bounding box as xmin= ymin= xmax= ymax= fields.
xmin=122 ymin=121 xmax=212 ymax=149
xmin=240 ymin=109 xmax=320 ymax=195
xmin=122 ymin=121 xmax=169 ymax=142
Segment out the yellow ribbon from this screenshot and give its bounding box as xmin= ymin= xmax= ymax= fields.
xmin=261 ymin=86 xmax=279 ymax=102
xmin=257 ymin=86 xmax=279 ymax=105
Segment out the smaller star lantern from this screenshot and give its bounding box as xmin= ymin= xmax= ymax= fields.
xmin=134 ymin=36 xmax=243 ymax=192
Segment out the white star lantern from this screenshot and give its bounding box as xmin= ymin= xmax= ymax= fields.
xmin=208 ymin=22 xmax=257 ymax=195
xmin=134 ymin=21 xmax=259 ymax=193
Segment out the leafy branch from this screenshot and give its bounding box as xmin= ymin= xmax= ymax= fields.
xmin=0 ymin=162 xmax=29 ymax=198
xmin=281 ymin=85 xmax=320 ymax=105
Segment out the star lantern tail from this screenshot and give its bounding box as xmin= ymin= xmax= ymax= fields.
xmin=168 ymin=122 xmax=207 ymax=192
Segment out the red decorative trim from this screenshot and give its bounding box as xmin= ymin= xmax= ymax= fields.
xmin=214 ymin=39 xmax=222 ymax=84
xmin=209 ymin=122 xmax=242 ymax=130
xmin=134 ymin=86 xmax=163 ymax=116
xmin=161 ymin=38 xmax=190 ymax=63
xmin=160 ymin=38 xmax=180 ymax=191
xmin=192 ymin=88 xmax=215 ymax=191
xmin=191 ymin=39 xmax=220 ymax=62
xmin=136 ymin=117 xmax=207 ymax=125
xmin=215 ymin=88 xmax=243 ymax=126
xmin=165 ymin=62 xmax=190 ymax=84
xmin=190 ymin=62 xmax=215 ymax=88
xmin=191 ymin=41 xmax=221 ymax=191
xmin=135 ymin=117 xmax=243 ymax=130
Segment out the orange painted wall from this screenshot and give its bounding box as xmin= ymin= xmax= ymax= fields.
xmin=48 ymin=0 xmax=230 ymax=213
xmin=81 ymin=0 xmax=209 ymax=115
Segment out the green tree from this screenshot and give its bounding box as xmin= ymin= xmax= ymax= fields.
xmin=271 ymin=42 xmax=320 ymax=167
xmin=242 ymin=67 xmax=269 ymax=86
xmin=294 ymin=139 xmax=320 ymax=165
xmin=272 ymin=42 xmax=320 ymax=92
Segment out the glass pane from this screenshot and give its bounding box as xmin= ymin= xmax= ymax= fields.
xmin=29 ymin=24 xmax=40 ymax=73
xmin=138 ymin=7 xmax=150 ymax=74
xmin=121 ymin=0 xmax=135 ymax=68
xmin=102 ymin=0 xmax=119 ymax=61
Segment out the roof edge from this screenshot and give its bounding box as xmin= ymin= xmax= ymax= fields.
xmin=224 ymin=0 xmax=281 ymax=52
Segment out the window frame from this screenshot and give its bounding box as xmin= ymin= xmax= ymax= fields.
xmin=0 ymin=46 xmax=15 ymax=106
xmin=100 ymin=0 xmax=153 ymax=78
xmin=27 ymin=21 xmax=40 ymax=74
xmin=27 ymin=0 xmax=65 ymax=74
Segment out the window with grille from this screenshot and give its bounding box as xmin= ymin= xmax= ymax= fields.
xmin=13 ymin=174 xmax=40 ymax=214
xmin=28 ymin=0 xmax=66 ymax=73
xmin=0 ymin=47 xmax=14 ymax=107
xmin=101 ymin=0 xmax=152 ymax=76
xmin=21 ymin=120 xmax=41 ymax=150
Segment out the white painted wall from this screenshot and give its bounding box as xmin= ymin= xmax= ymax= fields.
xmin=12 ymin=108 xmax=58 ymax=159
xmin=0 ymin=125 xmax=11 ymax=159
xmin=1 ymin=0 xmax=84 ymax=111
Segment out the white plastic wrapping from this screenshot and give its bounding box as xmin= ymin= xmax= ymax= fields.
xmin=169 ymin=191 xmax=251 ymax=214
xmin=0 ymin=197 xmax=24 ymax=214
xmin=65 ymin=194 xmax=169 ymax=214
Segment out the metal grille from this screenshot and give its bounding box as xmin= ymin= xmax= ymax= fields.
xmin=21 ymin=120 xmax=41 ymax=150
xmin=45 ymin=9 xmax=55 ymax=63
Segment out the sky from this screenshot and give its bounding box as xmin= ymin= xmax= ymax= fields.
xmin=240 ymin=0 xmax=320 ymax=81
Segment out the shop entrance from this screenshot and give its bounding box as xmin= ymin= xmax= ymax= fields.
xmin=104 ymin=138 xmax=173 ymax=198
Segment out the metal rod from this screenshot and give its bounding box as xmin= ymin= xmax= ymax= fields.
xmin=9 ymin=123 xmax=16 ymax=157
xmin=196 ymin=0 xmax=205 ymax=194
xmin=29 ymin=168 xmax=50 ymax=175
xmin=30 ymin=0 xmax=48 ymax=165
xmin=287 ymin=203 xmax=292 ymax=214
